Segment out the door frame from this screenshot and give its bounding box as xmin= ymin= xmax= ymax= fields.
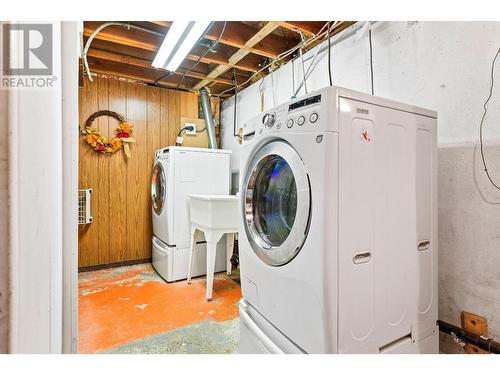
xmin=7 ymin=21 xmax=79 ymax=353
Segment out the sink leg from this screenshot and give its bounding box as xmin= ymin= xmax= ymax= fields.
xmin=226 ymin=233 xmax=235 ymax=276
xmin=206 ymin=241 xmax=217 ymax=301
xmin=187 ymin=226 xmax=197 ymax=284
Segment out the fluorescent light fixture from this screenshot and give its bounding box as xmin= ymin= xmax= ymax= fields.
xmin=152 ymin=21 xmax=211 ymax=72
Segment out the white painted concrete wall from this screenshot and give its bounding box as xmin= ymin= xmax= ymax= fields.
xmin=221 ymin=21 xmax=500 ymax=352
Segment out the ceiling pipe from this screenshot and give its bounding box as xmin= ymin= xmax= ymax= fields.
xmin=199 ymin=87 xmax=218 ymax=149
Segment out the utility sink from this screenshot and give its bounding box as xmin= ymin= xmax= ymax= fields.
xmin=187 ymin=194 xmax=239 ymax=300
xmin=188 ymin=194 xmax=239 ymax=230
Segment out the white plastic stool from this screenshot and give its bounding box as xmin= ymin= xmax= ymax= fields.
xmin=186 ymin=195 xmax=239 ymax=301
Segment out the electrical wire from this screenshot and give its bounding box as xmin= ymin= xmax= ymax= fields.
xmin=259 ymin=76 xmax=265 ymax=112
xmin=327 ymin=21 xmax=333 ymax=86
xmin=293 ymin=21 xmax=338 ymax=97
xmin=368 ymin=26 xmax=374 ymax=95
xmin=233 ymin=68 xmax=239 ymax=136
xmin=175 ymin=124 xmax=207 ymax=146
xmin=215 ymin=21 xmax=331 ymax=99
xmin=299 ymin=31 xmax=308 ymax=95
xmin=479 ymin=47 xmax=500 ymax=191
xmin=175 ymin=21 xmax=227 ymax=88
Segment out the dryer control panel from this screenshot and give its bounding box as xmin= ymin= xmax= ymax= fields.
xmin=155 ymin=148 xmax=170 ymax=161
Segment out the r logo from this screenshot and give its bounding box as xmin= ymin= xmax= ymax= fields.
xmin=2 ymin=24 xmax=52 ymax=76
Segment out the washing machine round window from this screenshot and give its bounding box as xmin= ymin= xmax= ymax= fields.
xmin=253 ymin=155 xmax=297 ymax=246
xmin=151 ymin=162 xmax=166 ymax=215
xmin=243 ymin=141 xmax=311 ymax=266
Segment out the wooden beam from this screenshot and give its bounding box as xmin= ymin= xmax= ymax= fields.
xmin=185 ymin=54 xmax=258 ymax=73
xmin=84 ymin=22 xmax=263 ymax=76
xmin=204 ymin=22 xmax=285 ymax=59
xmin=86 ymin=48 xmax=234 ymax=86
xmin=148 ymin=21 xmax=171 ymax=28
xmin=83 ymin=23 xmax=161 ymax=52
xmin=86 ymin=57 xmax=200 ymax=89
xmin=276 ymin=21 xmax=325 ymax=37
xmin=90 ymin=68 xmax=179 ymax=88
xmin=193 ymin=22 xmax=280 ymax=91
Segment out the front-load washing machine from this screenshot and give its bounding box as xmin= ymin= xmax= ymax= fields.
xmin=151 ymin=146 xmax=231 ymax=282
xmin=238 ymin=86 xmax=438 ymax=353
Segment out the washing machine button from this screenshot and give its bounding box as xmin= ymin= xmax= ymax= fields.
xmin=298 ymin=116 xmax=306 ymax=126
xmin=310 ymin=112 xmax=319 ymax=123
xmin=287 ymin=119 xmax=294 ymax=128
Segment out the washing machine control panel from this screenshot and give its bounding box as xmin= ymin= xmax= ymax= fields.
xmin=250 ymin=92 xmax=324 ymax=137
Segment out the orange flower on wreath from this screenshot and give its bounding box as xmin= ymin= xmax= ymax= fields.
xmin=110 ymin=138 xmax=123 ymax=150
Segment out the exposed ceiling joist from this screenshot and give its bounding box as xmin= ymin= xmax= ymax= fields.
xmin=90 ymin=67 xmax=179 ymax=88
xmin=148 ymin=21 xmax=171 ymax=28
xmin=81 ymin=21 xmax=357 ymax=96
xmin=185 ymin=54 xmax=258 ymax=73
xmin=276 ymin=21 xmax=324 ymax=37
xmin=204 ymin=22 xmax=288 ymax=59
xmin=86 ymin=49 xmax=234 ymax=86
xmin=193 ymin=22 xmax=280 ymax=91
xmin=83 ymin=26 xmax=160 ymax=52
xmin=84 ymin=23 xmax=264 ymax=72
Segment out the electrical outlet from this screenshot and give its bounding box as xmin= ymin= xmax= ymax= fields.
xmin=185 ymin=123 xmax=197 ymax=135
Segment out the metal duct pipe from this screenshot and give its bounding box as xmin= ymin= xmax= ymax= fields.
xmin=438 ymin=320 xmax=500 ymax=354
xmin=199 ymin=88 xmax=217 ymax=149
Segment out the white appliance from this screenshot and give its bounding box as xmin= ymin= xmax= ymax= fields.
xmin=151 ymin=146 xmax=231 ymax=282
xmin=238 ymin=86 xmax=438 ymax=354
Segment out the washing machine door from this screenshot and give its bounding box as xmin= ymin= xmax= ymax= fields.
xmin=243 ymin=140 xmax=311 ymax=266
xmin=151 ymin=162 xmax=166 ymax=215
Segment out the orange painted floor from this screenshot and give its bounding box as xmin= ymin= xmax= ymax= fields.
xmin=78 ymin=263 xmax=241 ymax=353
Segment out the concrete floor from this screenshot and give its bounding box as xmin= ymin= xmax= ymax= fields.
xmin=78 ymin=263 xmax=241 ymax=353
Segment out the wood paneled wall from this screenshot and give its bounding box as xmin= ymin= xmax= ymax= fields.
xmin=78 ymin=76 xmax=208 ymax=268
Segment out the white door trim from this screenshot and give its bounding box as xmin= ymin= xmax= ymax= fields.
xmin=7 ymin=21 xmax=79 ymax=353
xmin=61 ymin=21 xmax=79 ymax=354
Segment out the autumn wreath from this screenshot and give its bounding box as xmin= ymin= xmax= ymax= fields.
xmin=82 ymin=110 xmax=136 ymax=158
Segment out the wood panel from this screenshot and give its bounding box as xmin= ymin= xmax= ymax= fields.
xmin=78 ymin=76 xmax=210 ymax=267
xmin=108 ymin=79 xmax=127 ymax=263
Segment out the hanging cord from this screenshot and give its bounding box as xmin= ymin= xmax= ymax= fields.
xmin=176 ymin=21 xmax=227 ymax=88
xmin=368 ymin=25 xmax=374 ymax=95
xmin=83 ymin=22 xmax=164 ymax=82
xmin=259 ymin=76 xmax=265 ymax=112
xmin=293 ymin=21 xmax=338 ymax=98
xmin=233 ymin=68 xmax=239 ymax=137
xmin=299 ymin=31 xmax=308 ymax=95
xmin=479 ymin=48 xmax=500 ymax=191
xmin=215 ymin=21 xmax=332 ymax=98
xmin=327 ymin=21 xmax=333 ymax=86
xmin=270 ymin=67 xmax=277 ymax=107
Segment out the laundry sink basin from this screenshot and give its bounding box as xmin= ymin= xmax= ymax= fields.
xmin=188 ymin=194 xmax=239 ymax=230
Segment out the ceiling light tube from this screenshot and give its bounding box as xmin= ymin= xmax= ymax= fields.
xmin=152 ymin=21 xmax=211 ymax=72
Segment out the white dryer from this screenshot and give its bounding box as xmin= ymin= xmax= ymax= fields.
xmin=151 ymin=146 xmax=231 ymax=282
xmin=238 ymin=86 xmax=438 ymax=353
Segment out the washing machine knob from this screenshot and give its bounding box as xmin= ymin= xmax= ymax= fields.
xmin=262 ymin=113 xmax=275 ymax=128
